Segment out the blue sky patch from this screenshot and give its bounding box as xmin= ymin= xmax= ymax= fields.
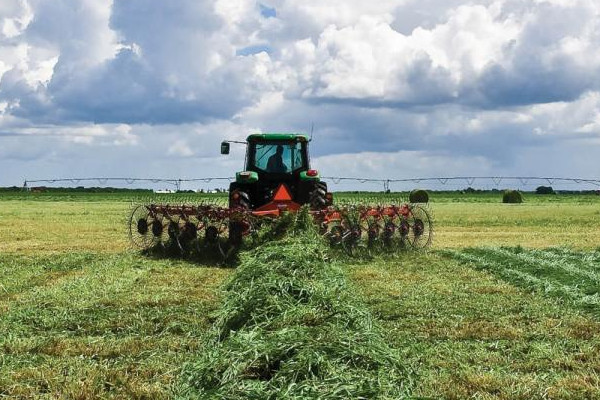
xmin=259 ymin=3 xmax=276 ymax=18
xmin=236 ymin=44 xmax=271 ymax=56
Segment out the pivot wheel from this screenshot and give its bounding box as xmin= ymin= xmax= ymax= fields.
xmin=128 ymin=204 xmax=159 ymax=250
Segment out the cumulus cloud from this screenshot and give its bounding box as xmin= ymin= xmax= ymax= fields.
xmin=1 ymin=0 xmax=600 ymax=187
xmin=0 ymin=0 xmax=271 ymax=124
xmin=256 ymin=0 xmax=600 ymax=109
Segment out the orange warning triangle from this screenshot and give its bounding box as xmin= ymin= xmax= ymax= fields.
xmin=273 ymin=184 xmax=293 ymax=201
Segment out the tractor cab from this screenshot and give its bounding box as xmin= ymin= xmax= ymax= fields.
xmin=221 ymin=133 xmax=328 ymax=211
xmin=247 ymin=135 xmax=308 ymax=176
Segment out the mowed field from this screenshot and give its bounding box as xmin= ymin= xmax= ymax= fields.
xmin=0 ymin=191 xmax=599 ymax=398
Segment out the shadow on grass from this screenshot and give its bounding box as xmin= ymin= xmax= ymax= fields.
xmin=139 ymin=236 xmax=424 ymax=271
xmin=140 ymin=240 xmax=241 ymax=268
xmin=136 ymin=213 xmax=300 ymax=268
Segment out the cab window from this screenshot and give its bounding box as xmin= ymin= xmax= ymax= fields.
xmin=251 ymin=142 xmax=306 ymax=172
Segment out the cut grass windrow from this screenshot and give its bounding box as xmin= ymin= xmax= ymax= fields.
xmin=176 ymin=212 xmax=414 ymax=399
xmin=444 ymin=247 xmax=600 ymax=316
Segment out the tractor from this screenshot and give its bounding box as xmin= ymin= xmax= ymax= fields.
xmin=221 ymin=133 xmax=330 ymax=213
xmin=128 ymin=133 xmax=433 ymax=257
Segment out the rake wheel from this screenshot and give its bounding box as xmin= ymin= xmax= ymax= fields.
xmin=327 ymin=224 xmax=344 ymax=246
xmin=342 ymin=222 xmax=362 ymax=256
xmin=405 ymin=204 xmax=433 ymax=250
xmin=128 ymin=204 xmax=159 ymax=250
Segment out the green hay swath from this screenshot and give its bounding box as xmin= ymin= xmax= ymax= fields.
xmin=176 ymin=209 xmax=414 ymax=399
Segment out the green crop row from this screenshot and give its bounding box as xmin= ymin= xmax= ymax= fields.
xmin=176 ymin=211 xmax=414 ymax=399
xmin=444 ymin=247 xmax=600 ymax=316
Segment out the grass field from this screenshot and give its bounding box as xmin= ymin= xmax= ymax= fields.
xmin=1 ymin=191 xmax=599 ymax=398
xmin=350 ymin=252 xmax=600 ymax=399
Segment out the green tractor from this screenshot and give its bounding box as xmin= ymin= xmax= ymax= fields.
xmin=221 ymin=133 xmax=331 ymax=214
xmin=128 ymin=132 xmax=433 ymax=256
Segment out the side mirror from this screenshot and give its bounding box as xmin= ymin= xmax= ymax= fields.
xmin=220 ymin=141 xmax=230 ymax=155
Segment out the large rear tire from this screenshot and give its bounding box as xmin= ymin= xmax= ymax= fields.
xmin=310 ymin=181 xmax=328 ymax=209
xmin=228 ymin=183 xmax=252 ymax=209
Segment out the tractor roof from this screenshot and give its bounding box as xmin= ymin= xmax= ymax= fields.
xmin=247 ymin=133 xmax=309 ymax=142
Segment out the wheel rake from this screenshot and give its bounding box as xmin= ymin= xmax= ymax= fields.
xmin=129 ymin=203 xmax=242 ymax=258
xmin=129 ymin=201 xmax=433 ymax=259
xmin=317 ymin=203 xmax=433 ymax=256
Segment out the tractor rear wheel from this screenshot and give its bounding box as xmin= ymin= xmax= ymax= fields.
xmin=310 ymin=181 xmax=328 ymax=209
xmin=228 ymin=182 xmax=252 ymax=209
xmin=231 ymin=190 xmax=250 ymax=209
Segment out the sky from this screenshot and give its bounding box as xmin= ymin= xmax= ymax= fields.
xmin=1 ymin=0 xmax=600 ymax=191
